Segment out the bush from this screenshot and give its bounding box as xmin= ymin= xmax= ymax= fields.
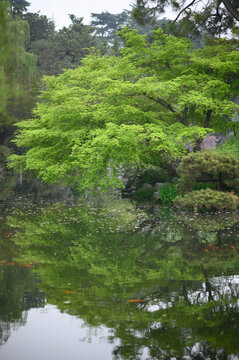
xmin=133 ymin=188 xmax=154 ymax=202
xmin=174 ymin=189 xmax=239 ymax=212
xmin=135 ymin=168 xmax=169 ymax=188
xmin=158 ymin=184 xmax=178 ymax=203
xmin=192 ymin=182 xmax=217 ymax=191
xmin=177 ymin=150 xmax=239 ymax=193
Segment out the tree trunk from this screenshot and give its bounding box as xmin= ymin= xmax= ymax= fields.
xmin=204 ymin=109 xmax=212 ymax=128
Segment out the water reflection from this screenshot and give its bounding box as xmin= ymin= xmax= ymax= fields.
xmin=0 ymin=196 xmax=239 ymax=359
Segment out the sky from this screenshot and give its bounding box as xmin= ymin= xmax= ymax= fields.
xmin=28 ymin=0 xmax=132 ymax=28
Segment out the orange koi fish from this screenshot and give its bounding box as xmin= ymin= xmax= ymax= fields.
xmin=19 ymin=264 xmax=33 ymax=267
xmin=126 ymin=299 xmax=144 ymax=303
xmin=5 ymin=262 xmax=16 ymax=266
xmin=61 ymin=290 xmax=74 ymax=294
xmin=209 ymin=245 xmax=218 ymax=251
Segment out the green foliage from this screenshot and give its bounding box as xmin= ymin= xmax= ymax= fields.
xmin=133 ymin=188 xmax=154 ymax=202
xmin=0 ymin=1 xmax=12 ymax=113
xmin=158 ymin=183 xmax=178 ymax=203
xmin=217 ymin=135 xmax=239 ymax=156
xmin=174 ymin=189 xmax=238 ymax=212
xmin=0 ymin=4 xmax=37 ymax=131
xmin=135 ymin=167 xmax=169 ymax=188
xmin=177 ymin=150 xmax=239 ymax=193
xmin=193 ymin=181 xmax=217 ymax=191
xmin=12 ymin=28 xmax=239 ymax=190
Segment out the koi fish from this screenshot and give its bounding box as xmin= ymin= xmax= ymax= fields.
xmin=230 ymin=245 xmax=236 ymax=251
xmin=5 ymin=262 xmax=16 ymax=266
xmin=61 ymin=290 xmax=74 ymax=294
xmin=19 ymin=264 xmax=33 ymax=267
xmin=126 ymin=299 xmax=144 ymax=303
xmin=209 ymin=244 xmax=218 ymax=251
xmin=203 ymin=249 xmax=209 ymax=252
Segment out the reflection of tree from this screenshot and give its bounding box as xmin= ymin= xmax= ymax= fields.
xmin=0 ymin=265 xmax=46 ymax=345
xmin=6 ymin=199 xmax=239 ymax=359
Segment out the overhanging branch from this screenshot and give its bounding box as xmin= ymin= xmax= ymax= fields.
xmin=221 ymin=0 xmax=239 ymax=21
xmin=144 ymin=93 xmax=188 ymax=125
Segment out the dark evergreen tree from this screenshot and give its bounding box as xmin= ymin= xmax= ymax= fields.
xmin=9 ymin=0 xmax=30 ymax=15
xmin=23 ymin=12 xmax=55 ymax=43
xmin=30 ymin=15 xmax=100 ymax=76
xmin=132 ymin=0 xmax=239 ymax=37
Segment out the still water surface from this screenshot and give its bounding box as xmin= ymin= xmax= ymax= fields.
xmin=0 ymin=195 xmax=239 ymax=360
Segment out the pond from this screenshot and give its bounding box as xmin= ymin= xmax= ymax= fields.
xmin=0 ymin=195 xmax=239 ymax=360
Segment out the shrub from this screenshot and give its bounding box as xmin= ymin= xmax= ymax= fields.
xmin=158 ymin=184 xmax=178 ymax=203
xmin=135 ymin=168 xmax=169 ymax=188
xmin=177 ymin=150 xmax=239 ymax=193
xmin=133 ymin=188 xmax=154 ymax=202
xmin=192 ymin=182 xmax=217 ymax=191
xmin=174 ymin=189 xmax=239 ymax=212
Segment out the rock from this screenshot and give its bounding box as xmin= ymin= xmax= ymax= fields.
xmin=140 ymin=183 xmax=154 ymax=191
xmin=154 ymin=182 xmax=166 ymax=191
xmin=153 ymin=191 xmax=160 ymax=201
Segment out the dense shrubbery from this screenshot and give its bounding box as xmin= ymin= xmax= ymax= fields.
xmin=135 ymin=168 xmax=169 ymax=189
xmin=158 ymin=184 xmax=178 ymax=203
xmin=133 ymin=188 xmax=154 ymax=202
xmin=177 ymin=150 xmax=239 ymax=194
xmin=174 ymin=189 xmax=239 ymax=212
xmin=192 ymin=182 xmax=217 ymax=191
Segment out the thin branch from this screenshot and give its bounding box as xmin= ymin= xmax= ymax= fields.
xmin=145 ymin=93 xmax=188 ymax=126
xmin=173 ymin=0 xmax=198 ymax=24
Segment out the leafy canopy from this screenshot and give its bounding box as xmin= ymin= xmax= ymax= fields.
xmin=9 ymin=28 xmax=239 ymax=190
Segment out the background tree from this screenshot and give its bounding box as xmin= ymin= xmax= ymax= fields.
xmin=23 ymin=12 xmax=55 ymax=44
xmin=91 ymin=10 xmax=130 ymax=44
xmin=90 ymin=10 xmax=175 ymax=48
xmin=0 ymin=2 xmax=37 ymax=138
xmin=0 ymin=1 xmax=37 ymax=199
xmin=9 ymin=0 xmax=30 ymax=16
xmin=30 ymin=15 xmax=100 ymax=76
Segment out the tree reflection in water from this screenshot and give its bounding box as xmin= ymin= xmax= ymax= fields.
xmin=0 ymin=197 xmax=239 ymax=359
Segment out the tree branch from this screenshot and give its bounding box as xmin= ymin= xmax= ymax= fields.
xmin=221 ymin=0 xmax=239 ymax=21
xmin=173 ymin=0 xmax=198 ymax=23
xmin=204 ymin=109 xmax=212 ymax=128
xmin=145 ymin=93 xmax=188 ymax=126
